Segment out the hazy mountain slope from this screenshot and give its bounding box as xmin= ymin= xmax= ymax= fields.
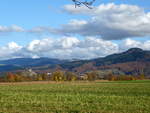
xmin=1 ymin=48 xmax=150 ymax=75
xmin=0 ymin=58 xmax=68 ymax=72
xmin=0 ymin=64 xmax=23 ymax=72
xmin=0 ymin=58 xmax=67 ymax=67
xmin=93 ymin=48 xmax=150 ymax=66
xmin=60 ymin=48 xmax=150 ymax=75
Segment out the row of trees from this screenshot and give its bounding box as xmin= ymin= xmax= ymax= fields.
xmin=0 ymin=71 xmax=78 ymax=82
xmin=0 ymin=71 xmax=100 ymax=82
xmin=0 ymin=70 xmax=146 ymax=82
xmin=107 ymin=74 xmax=145 ymax=81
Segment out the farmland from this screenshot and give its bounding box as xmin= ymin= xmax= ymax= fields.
xmin=0 ymin=80 xmax=150 ymax=113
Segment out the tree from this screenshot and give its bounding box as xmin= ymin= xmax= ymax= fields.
xmin=41 ymin=73 xmax=49 ymax=81
xmin=36 ymin=74 xmax=43 ymax=81
xmin=139 ymin=74 xmax=145 ymax=80
xmin=86 ymin=71 xmax=98 ymax=81
xmin=15 ymin=74 xmax=24 ymax=82
xmin=65 ymin=72 xmax=77 ymax=81
xmin=6 ymin=72 xmax=16 ymax=82
xmin=51 ymin=71 xmax=65 ymax=81
xmin=107 ymin=73 xmax=116 ymax=81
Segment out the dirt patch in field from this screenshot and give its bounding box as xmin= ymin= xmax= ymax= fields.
xmin=0 ymin=81 xmax=55 ymax=85
xmin=0 ymin=80 xmax=109 ymax=85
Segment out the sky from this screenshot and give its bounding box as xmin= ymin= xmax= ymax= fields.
xmin=0 ymin=0 xmax=150 ymax=60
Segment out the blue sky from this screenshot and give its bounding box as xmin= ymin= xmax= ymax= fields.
xmin=0 ymin=0 xmax=150 ymax=59
xmin=0 ymin=0 xmax=149 ymax=45
xmin=0 ymin=0 xmax=69 ymax=45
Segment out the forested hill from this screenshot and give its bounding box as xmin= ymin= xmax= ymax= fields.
xmin=60 ymin=48 xmax=150 ymax=75
xmin=0 ymin=48 xmax=150 ymax=76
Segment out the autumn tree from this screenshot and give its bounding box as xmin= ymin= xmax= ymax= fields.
xmin=139 ymin=74 xmax=145 ymax=80
xmin=6 ymin=72 xmax=16 ymax=82
xmin=14 ymin=74 xmax=24 ymax=82
xmin=41 ymin=73 xmax=49 ymax=81
xmin=86 ymin=71 xmax=98 ymax=81
xmin=36 ymin=74 xmax=43 ymax=81
xmin=51 ymin=71 xmax=65 ymax=81
xmin=107 ymin=73 xmax=116 ymax=81
xmin=65 ymin=72 xmax=77 ymax=81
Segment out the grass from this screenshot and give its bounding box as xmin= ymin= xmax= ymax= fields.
xmin=0 ymin=80 xmax=150 ymax=113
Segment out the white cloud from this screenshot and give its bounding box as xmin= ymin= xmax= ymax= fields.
xmin=0 ymin=25 xmax=24 ymax=33
xmin=28 ymin=26 xmax=57 ymax=34
xmin=0 ymin=37 xmax=119 ymax=60
xmin=1 ymin=37 xmax=150 ymax=60
xmin=7 ymin=42 xmax=22 ymax=50
xmin=60 ymin=3 xmax=150 ymax=40
xmin=1 ymin=3 xmax=149 ymax=41
xmin=0 ymin=42 xmax=22 ymax=60
xmin=121 ymin=38 xmax=150 ymax=51
xmin=123 ymin=39 xmax=142 ymax=48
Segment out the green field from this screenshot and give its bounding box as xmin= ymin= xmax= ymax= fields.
xmin=0 ymin=80 xmax=150 ymax=113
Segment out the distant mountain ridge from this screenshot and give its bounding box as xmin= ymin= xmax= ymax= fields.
xmin=0 ymin=58 xmax=67 ymax=67
xmin=0 ymin=58 xmax=67 ymax=72
xmin=0 ymin=64 xmax=23 ymax=72
xmin=0 ymin=48 xmax=150 ymax=76
xmin=60 ymin=48 xmax=150 ymax=69
xmin=93 ymin=48 xmax=150 ymax=66
xmin=60 ymin=48 xmax=150 ymax=76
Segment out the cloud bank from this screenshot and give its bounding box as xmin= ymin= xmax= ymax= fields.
xmin=23 ymin=3 xmax=150 ymax=40
xmin=61 ymin=3 xmax=150 ymax=40
xmin=1 ymin=37 xmax=150 ymax=60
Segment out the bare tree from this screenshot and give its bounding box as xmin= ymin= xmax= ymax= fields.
xmin=72 ymin=0 xmax=96 ymax=9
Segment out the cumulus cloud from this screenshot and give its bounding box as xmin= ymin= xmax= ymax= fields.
xmin=59 ymin=3 xmax=150 ymax=40
xmin=0 ymin=37 xmax=119 ymax=60
xmin=0 ymin=42 xmax=22 ymax=60
xmin=24 ymin=36 xmax=118 ymax=59
xmin=1 ymin=37 xmax=150 ymax=60
xmin=122 ymin=38 xmax=150 ymax=50
xmin=1 ymin=3 xmax=150 ymax=41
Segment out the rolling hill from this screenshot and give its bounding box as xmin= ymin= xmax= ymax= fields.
xmin=0 ymin=58 xmax=67 ymax=72
xmin=60 ymin=48 xmax=150 ymax=76
xmin=0 ymin=48 xmax=150 ymax=76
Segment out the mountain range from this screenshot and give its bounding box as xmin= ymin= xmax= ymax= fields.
xmin=0 ymin=48 xmax=150 ymax=76
xmin=0 ymin=58 xmax=67 ymax=72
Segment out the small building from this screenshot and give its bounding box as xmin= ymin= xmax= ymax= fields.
xmin=22 ymin=68 xmax=37 ymax=77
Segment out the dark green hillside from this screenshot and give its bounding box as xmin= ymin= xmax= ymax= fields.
xmin=0 ymin=58 xmax=67 ymax=67
xmin=0 ymin=64 xmax=23 ymax=72
xmin=94 ymin=48 xmax=150 ymax=66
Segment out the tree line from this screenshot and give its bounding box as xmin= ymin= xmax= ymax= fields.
xmin=0 ymin=70 xmax=147 ymax=82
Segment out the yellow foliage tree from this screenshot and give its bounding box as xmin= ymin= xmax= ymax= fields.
xmin=51 ymin=71 xmax=65 ymax=81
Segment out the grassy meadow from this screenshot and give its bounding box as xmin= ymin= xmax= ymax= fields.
xmin=0 ymin=80 xmax=150 ymax=113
